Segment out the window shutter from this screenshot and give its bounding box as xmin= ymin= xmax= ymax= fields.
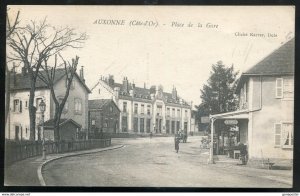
xmin=276 ymin=78 xmax=283 ymax=98
xmin=274 ymin=123 xmax=282 ymax=147
xmin=20 ymin=101 xmax=22 ymax=113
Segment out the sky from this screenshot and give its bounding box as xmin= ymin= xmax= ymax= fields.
xmin=7 ymin=6 xmax=295 ymax=108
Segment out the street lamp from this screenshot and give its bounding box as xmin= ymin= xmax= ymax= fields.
xmin=39 ymin=99 xmax=46 ymax=160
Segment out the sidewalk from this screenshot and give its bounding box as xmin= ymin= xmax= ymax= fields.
xmin=212 ymin=155 xmax=293 ymax=186
xmin=4 ymin=144 xmax=124 ymax=186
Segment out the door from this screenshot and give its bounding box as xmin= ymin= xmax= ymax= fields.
xmin=15 ymin=125 xmax=19 ymax=141
xmin=159 ymin=119 xmax=162 ymax=133
xmin=184 ymin=122 xmax=188 ymax=132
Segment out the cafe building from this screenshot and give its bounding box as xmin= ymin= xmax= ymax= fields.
xmin=209 ymin=38 xmax=294 ymax=162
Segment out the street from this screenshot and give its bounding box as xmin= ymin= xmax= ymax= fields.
xmin=42 ymin=136 xmax=292 ymax=187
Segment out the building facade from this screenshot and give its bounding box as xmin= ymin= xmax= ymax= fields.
xmin=6 ymin=67 xmax=91 ymax=141
xmin=88 ymin=99 xmax=121 ymax=138
xmin=89 ymin=76 xmax=192 ymax=134
xmin=210 ymin=38 xmax=294 ymax=160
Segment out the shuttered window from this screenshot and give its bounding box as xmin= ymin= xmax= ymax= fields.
xmin=283 ymin=78 xmax=294 ymax=99
xmin=282 ymin=123 xmax=293 ymax=148
xmin=274 ymin=123 xmax=293 ymax=148
xmin=274 ymin=123 xmax=282 ymax=147
xmin=276 ymin=78 xmax=283 ymax=98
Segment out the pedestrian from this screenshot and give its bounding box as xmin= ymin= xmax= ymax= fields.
xmin=238 ymin=142 xmax=248 ymax=165
xmin=175 ymin=138 xmax=180 ymax=153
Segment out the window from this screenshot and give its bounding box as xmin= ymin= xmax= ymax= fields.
xmin=91 ymin=120 xmax=96 ymax=125
xmin=177 ymin=109 xmax=180 ymax=117
xmin=147 ymin=105 xmax=151 ymax=115
xmin=74 ymin=98 xmax=82 ymax=114
xmin=177 ymin=121 xmax=180 ymax=132
xmin=166 ymin=120 xmax=170 ymax=133
xmin=243 ymin=83 xmax=247 ymax=102
xmin=104 ymin=119 xmax=108 ymax=127
xmin=25 ymin=126 xmax=28 ymax=137
xmin=171 ymin=121 xmax=175 ymax=134
xmin=25 ymin=100 xmax=28 ymax=109
xmin=157 ymin=105 xmax=162 ymax=116
xmin=36 ymin=98 xmax=42 ymax=111
xmin=134 ymin=117 xmax=138 ymax=132
xmin=13 ymin=99 xmax=21 ymax=112
xmin=123 ymin=102 xmax=127 ymax=112
xmin=134 ymin=104 xmax=138 ymax=114
xmin=141 ymin=104 xmax=144 ymax=114
xmin=58 ymin=97 xmax=68 ymax=113
xmin=122 ymin=116 xmax=128 ymax=132
xmin=172 ymin=108 xmax=175 ymax=117
xmin=274 ymin=123 xmax=293 ymax=148
xmin=140 ymin=118 xmax=144 ymax=132
xmin=66 ymin=79 xmax=75 ymax=89
xmin=276 ymin=78 xmax=283 ymax=98
xmin=166 ymin=108 xmax=170 ymax=116
xmin=146 ymin=119 xmax=151 ymax=133
xmin=283 ymin=78 xmax=294 ymax=99
xmin=185 ymin=110 xmax=188 ymax=118
xmin=98 ymin=89 xmax=101 ymax=94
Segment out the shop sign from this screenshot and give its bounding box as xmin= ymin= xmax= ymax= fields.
xmin=201 ymin=116 xmax=210 ymax=123
xmin=224 ymin=119 xmax=238 ymax=125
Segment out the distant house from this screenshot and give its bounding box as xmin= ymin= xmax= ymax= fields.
xmin=210 ymin=38 xmax=294 ymax=161
xmin=6 ymin=66 xmax=91 ymax=141
xmin=190 ymin=110 xmax=199 ymax=134
xmin=43 ymin=119 xmax=82 ymax=141
xmin=89 ymin=75 xmax=192 ymax=135
xmin=88 ymin=99 xmax=120 ymax=138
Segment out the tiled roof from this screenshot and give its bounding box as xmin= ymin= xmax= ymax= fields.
xmin=88 ymin=99 xmax=112 ymax=109
xmin=236 ymin=38 xmax=294 ymax=92
xmin=244 ymin=38 xmax=294 ymax=75
xmin=9 ymin=68 xmax=91 ymax=93
xmin=108 ymin=82 xmax=190 ymax=106
xmin=44 ymin=118 xmax=81 ymax=128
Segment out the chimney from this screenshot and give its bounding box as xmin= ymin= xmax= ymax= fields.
xmin=79 ymin=66 xmax=85 ymax=83
xmin=123 ymin=77 xmax=129 ymax=92
xmin=132 ymin=81 xmax=135 ymax=88
xmin=150 ymin=85 xmax=156 ymax=94
xmin=144 ymin=83 xmax=146 ymax=89
xmin=12 ymin=62 xmax=17 ymax=87
xmin=172 ymin=86 xmax=177 ymax=100
xmin=108 ymin=75 xmax=114 ymax=86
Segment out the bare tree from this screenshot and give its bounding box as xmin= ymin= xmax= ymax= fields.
xmin=6 ymin=10 xmax=20 ymax=128
xmin=38 ymin=54 xmax=79 ymax=141
xmin=7 ymin=18 xmax=87 ymax=140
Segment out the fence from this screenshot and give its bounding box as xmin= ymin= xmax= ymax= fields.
xmin=5 ymin=138 xmax=111 ymax=166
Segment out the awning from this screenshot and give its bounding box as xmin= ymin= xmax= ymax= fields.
xmin=210 ymin=110 xmax=249 ymax=120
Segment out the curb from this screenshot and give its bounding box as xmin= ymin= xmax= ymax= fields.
xmin=37 ymin=145 xmax=125 ymax=186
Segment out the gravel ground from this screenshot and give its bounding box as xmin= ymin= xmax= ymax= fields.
xmin=42 ymin=136 xmax=293 ymax=188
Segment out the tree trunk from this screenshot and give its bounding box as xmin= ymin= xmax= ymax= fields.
xmin=29 ymin=86 xmax=36 ymax=141
xmin=5 ymin=66 xmax=10 ymax=126
xmin=53 ymin=105 xmax=61 ymax=141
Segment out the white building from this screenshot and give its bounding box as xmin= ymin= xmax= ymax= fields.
xmin=6 ymin=67 xmax=91 ymax=141
xmin=210 ymin=38 xmax=294 ymax=161
xmin=89 ymin=76 xmax=192 ymax=135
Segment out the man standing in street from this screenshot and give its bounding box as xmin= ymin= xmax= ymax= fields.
xmin=175 ymin=137 xmax=180 ymax=153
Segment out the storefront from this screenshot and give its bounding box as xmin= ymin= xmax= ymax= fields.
xmin=208 ymin=110 xmax=249 ymax=163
